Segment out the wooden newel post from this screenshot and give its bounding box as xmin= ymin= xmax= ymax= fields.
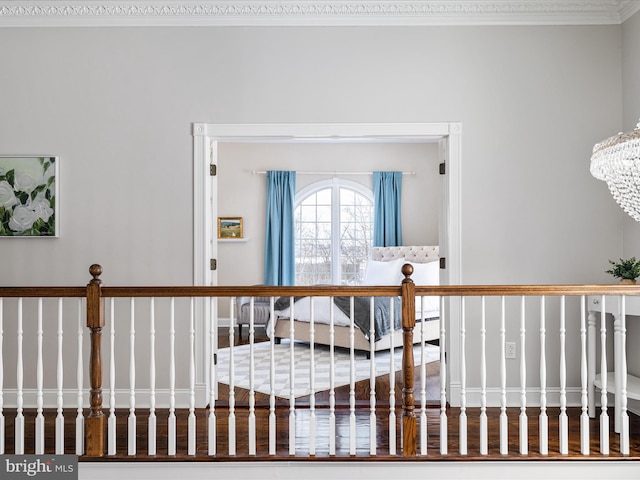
xmin=85 ymin=264 xmax=105 ymax=457
xmin=401 ymin=263 xmax=417 ymax=456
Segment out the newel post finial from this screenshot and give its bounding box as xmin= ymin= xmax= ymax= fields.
xmin=402 ymin=262 xmax=414 ymax=283
xmin=89 ymin=264 xmax=103 ymax=284
xmin=86 ymin=264 xmax=105 ymax=457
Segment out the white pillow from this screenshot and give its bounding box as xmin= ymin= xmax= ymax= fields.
xmin=408 ymin=260 xmax=439 ymax=286
xmin=362 ymin=258 xmax=405 ymax=286
xmin=409 ymin=261 xmax=440 ymax=316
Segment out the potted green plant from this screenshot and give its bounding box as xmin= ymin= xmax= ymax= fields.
xmin=606 ymin=257 xmax=640 ymax=284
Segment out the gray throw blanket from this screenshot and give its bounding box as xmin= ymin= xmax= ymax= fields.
xmin=274 ymin=295 xmax=401 ymax=342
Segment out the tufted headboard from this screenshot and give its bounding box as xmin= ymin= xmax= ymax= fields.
xmin=370 ymin=245 xmax=439 ymax=264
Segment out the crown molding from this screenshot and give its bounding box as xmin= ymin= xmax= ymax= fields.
xmin=619 ymin=0 xmax=640 ymax=22
xmin=0 ymin=1 xmax=634 ymax=27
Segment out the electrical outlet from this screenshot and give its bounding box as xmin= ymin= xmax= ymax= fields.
xmin=506 ymin=342 xmax=516 ymax=359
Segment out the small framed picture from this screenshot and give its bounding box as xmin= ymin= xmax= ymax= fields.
xmin=0 ymin=156 xmax=59 ymax=237
xmin=218 ymin=217 xmax=243 ymax=239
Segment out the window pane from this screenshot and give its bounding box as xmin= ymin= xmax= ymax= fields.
xmin=340 ymin=188 xmax=355 ymax=205
xmin=299 ymin=205 xmax=317 ymax=221
xmin=295 ymin=182 xmax=372 ymax=285
xmin=317 ymin=222 xmax=331 ymax=239
xmin=317 ymin=205 xmax=331 ymax=222
xmin=316 ymin=188 xmax=331 ymax=204
xmin=339 ymin=189 xmax=372 ymax=285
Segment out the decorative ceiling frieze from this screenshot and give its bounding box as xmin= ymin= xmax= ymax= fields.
xmin=0 ymin=1 xmax=638 ymax=27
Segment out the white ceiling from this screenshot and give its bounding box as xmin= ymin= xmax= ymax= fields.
xmin=0 ymin=0 xmax=639 ymax=27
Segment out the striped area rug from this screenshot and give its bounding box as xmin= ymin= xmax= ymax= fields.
xmin=216 ymin=341 xmax=439 ymax=399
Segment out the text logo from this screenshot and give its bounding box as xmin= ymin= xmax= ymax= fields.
xmin=1 ymin=455 xmax=77 ymax=480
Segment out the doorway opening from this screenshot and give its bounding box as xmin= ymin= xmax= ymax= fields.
xmin=192 ymin=122 xmax=462 ymax=406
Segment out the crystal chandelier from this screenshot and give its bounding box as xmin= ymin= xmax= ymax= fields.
xmin=590 ymin=120 xmax=640 ymax=221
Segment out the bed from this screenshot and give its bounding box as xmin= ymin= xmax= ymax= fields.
xmin=268 ymin=245 xmax=440 ymax=352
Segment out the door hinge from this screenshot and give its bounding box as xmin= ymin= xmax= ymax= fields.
xmin=213 ymin=353 xmax=217 ymax=365
xmin=210 ymin=164 xmax=217 ymax=176
xmin=210 ymin=258 xmax=217 ymax=270
xmin=439 ymin=162 xmax=446 ymax=175
xmin=439 ymin=257 xmax=446 ymax=269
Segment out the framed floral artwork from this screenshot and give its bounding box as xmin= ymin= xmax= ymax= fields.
xmin=0 ymin=156 xmax=58 ymax=237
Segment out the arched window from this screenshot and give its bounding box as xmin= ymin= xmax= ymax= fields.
xmin=295 ymin=179 xmax=373 ymax=285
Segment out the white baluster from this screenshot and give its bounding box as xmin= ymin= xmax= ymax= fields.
xmin=288 ymin=297 xmax=296 ymax=456
xmin=500 ymin=296 xmax=508 ymax=455
xmin=128 ymin=298 xmax=136 ymax=456
xmin=228 ymin=297 xmax=236 ymax=456
xmin=559 ymin=296 xmax=568 ymax=455
xmin=108 ymin=298 xmax=117 ymax=456
xmin=56 ymin=298 xmax=64 ymax=454
xmin=479 ymin=296 xmax=487 ymax=455
xmin=36 ymin=298 xmax=44 ymax=454
xmin=329 ymin=297 xmax=336 ymax=456
xmin=350 ymin=297 xmax=357 ymax=456
xmin=418 ymin=296 xmax=426 ymax=456
xmin=268 ymin=297 xmax=276 ymax=456
xmin=208 ymin=297 xmax=217 ymax=456
xmin=369 ymin=297 xmax=377 ymax=456
xmin=309 ymin=297 xmax=316 ymax=457
xmin=439 ymin=296 xmax=448 ymax=455
xmin=148 ymin=298 xmax=156 ymax=456
xmin=600 ymin=296 xmax=609 ymax=455
xmin=614 ymin=299 xmax=623 ymax=435
xmin=519 ymin=296 xmax=528 ymax=455
xmin=349 ymin=297 xmax=356 ymax=455
xmin=76 ymin=298 xmax=84 ymax=455
xmin=459 ymin=297 xmax=467 ymax=455
xmin=588 ymin=308 xmax=597 ymax=418
xmin=539 ymin=296 xmax=548 ymax=455
xmin=168 ymin=297 xmax=176 ymax=455
xmin=15 ymin=297 xmax=24 ymax=455
xmin=188 ymin=298 xmax=196 ymax=456
xmin=620 ymin=296 xmax=629 ymax=455
xmin=388 ymin=298 xmax=396 ymax=456
xmin=248 ymin=297 xmax=256 ymax=455
xmin=0 ymin=298 xmax=4 ymax=455
xmin=25 ymin=298 xmax=40 ymax=455
xmin=580 ymin=296 xmax=590 ymax=455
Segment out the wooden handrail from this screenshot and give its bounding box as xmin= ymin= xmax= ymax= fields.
xmin=97 ymin=284 xmax=640 ymax=299
xmin=0 ymin=287 xmax=85 ymax=297
xmin=414 ymin=284 xmax=640 ymax=296
xmin=101 ymin=285 xmax=403 ymax=297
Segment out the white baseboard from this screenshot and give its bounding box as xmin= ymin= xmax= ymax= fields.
xmin=2 ymin=384 xmax=209 ymax=409
xmin=450 ymin=385 xmax=587 ymax=408
xmin=218 ymin=316 xmax=232 ymax=328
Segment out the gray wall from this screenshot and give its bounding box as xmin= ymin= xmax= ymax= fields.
xmin=622 ymin=12 xmax=640 ymax=258
xmin=217 ymin=142 xmax=440 ymax=286
xmin=621 ymin=12 xmax=640 ymax=379
xmin=0 ymin=25 xmax=623 ymax=287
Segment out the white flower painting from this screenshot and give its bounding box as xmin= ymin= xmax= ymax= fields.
xmin=0 ymin=157 xmax=58 ymax=237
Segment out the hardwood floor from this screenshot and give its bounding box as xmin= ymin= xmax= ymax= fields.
xmin=3 ymin=328 xmax=639 ymax=461
xmin=4 ymin=403 xmax=640 ymax=461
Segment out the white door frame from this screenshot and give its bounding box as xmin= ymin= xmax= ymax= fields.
xmin=192 ymin=122 xmax=463 ymax=406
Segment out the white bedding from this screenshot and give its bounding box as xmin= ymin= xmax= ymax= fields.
xmin=274 ymin=296 xmax=352 ymax=327
xmin=268 ymin=245 xmax=441 ymax=339
xmin=273 ymin=295 xmax=439 ymax=327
